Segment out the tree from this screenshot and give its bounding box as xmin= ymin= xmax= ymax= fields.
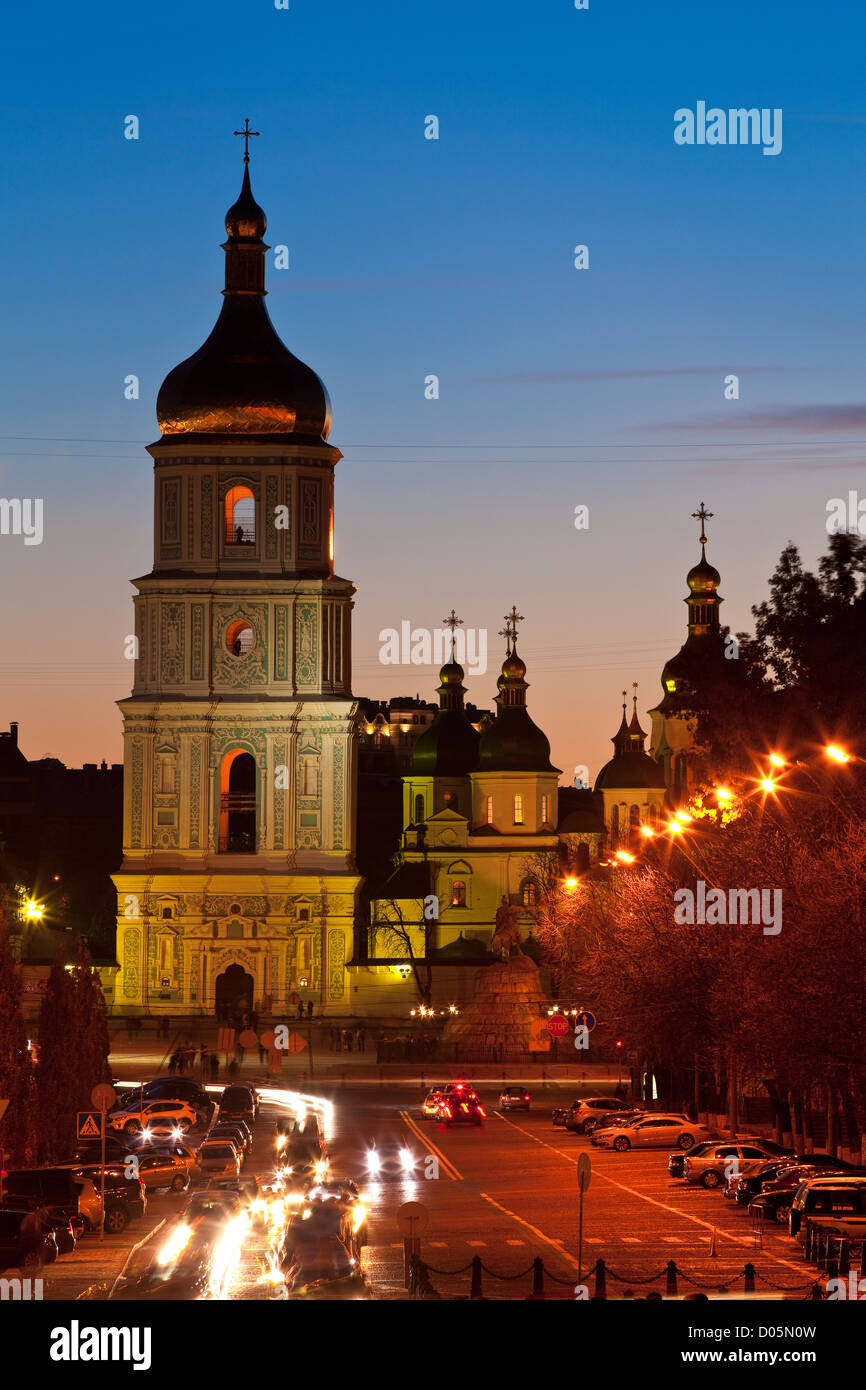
xmin=370 ymin=896 xmax=437 ymax=1005
xmin=70 ymin=935 xmax=111 ymax=1112
xmin=36 ymin=945 xmax=80 ymax=1163
xmin=0 ymin=918 xmax=38 ymax=1166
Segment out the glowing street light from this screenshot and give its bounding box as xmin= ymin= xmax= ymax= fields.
xmin=826 ymin=744 xmax=850 ymax=764
xmin=674 ymin=810 xmax=693 ymax=823
xmin=24 ymin=901 xmax=44 ymax=921
xmin=715 ymin=787 xmax=732 ymax=803
xmin=667 ymin=820 xmax=683 ymax=834
xmin=760 ymin=778 xmax=777 ymax=793
xmin=614 ymin=851 xmax=635 ymax=863
xmin=768 ymin=752 xmax=786 ymax=768
xmin=640 ymin=825 xmax=655 ymax=838
xmin=563 ymin=877 xmax=578 ymax=889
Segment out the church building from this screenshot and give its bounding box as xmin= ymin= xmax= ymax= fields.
xmin=112 ymin=145 xmax=359 ymax=1017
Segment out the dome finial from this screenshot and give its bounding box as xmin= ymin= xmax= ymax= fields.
xmin=233 ymin=117 xmax=260 ymax=165
xmin=691 ymin=500 xmax=713 ymax=556
xmin=442 ymin=608 xmax=464 ymax=664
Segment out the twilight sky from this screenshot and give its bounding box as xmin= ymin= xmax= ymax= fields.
xmin=2 ymin=0 xmax=865 ymax=781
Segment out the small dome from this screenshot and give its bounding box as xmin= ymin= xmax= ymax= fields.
xmin=439 ymin=660 xmax=465 ymax=686
xmin=501 ymin=651 xmax=526 ymax=680
xmin=411 ymin=715 xmax=480 ymax=777
xmin=595 ymin=751 xmax=666 ymax=791
xmin=687 ymin=555 xmax=721 ymax=593
xmin=225 ymin=165 xmax=267 ymax=240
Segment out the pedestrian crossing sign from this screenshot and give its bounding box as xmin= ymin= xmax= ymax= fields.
xmin=77 ymin=1111 xmax=103 ymax=1139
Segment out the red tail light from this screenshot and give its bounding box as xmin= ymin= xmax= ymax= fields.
xmin=461 ymin=1103 xmax=469 ymax=1113
xmin=478 ymin=1107 xmax=486 ymax=1117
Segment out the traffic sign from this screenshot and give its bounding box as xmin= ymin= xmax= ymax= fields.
xmin=577 ymin=1153 xmax=592 ymax=1192
xmin=575 ymin=1009 xmax=597 ymax=1032
xmin=285 ymin=1032 xmax=307 ymax=1055
xmin=77 ymin=1111 xmax=103 ymax=1139
xmin=260 ymin=1030 xmax=277 ymax=1051
xmin=397 ymin=1201 xmax=429 ymax=1237
xmin=547 ymin=1014 xmax=569 ymax=1038
xmin=91 ymin=1083 xmax=116 ymax=1111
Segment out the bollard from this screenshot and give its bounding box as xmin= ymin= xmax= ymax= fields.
xmin=838 ymin=1238 xmax=850 ymax=1278
xmin=529 ymin=1256 xmax=544 ymax=1300
xmin=665 ymin=1260 xmax=678 ymax=1297
xmin=594 ymin=1258 xmax=607 ymax=1299
xmin=804 ymin=1220 xmax=815 ymax=1263
xmin=470 ymin=1255 xmax=483 ymax=1300
xmin=810 ymin=1281 xmax=823 ymax=1300
xmin=743 ymin=1262 xmax=756 ymax=1293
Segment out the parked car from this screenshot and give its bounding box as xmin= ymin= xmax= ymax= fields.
xmin=218 ymin=1087 xmax=256 ymax=1128
xmin=789 ymin=1176 xmax=866 ymax=1239
xmin=109 ymin=1099 xmax=199 ymax=1138
xmin=668 ymin=1140 xmax=719 ymax=1179
xmin=436 ymin=1093 xmax=486 ymax=1126
xmin=0 ymin=1208 xmax=58 ymax=1273
xmin=564 ymin=1097 xmax=632 ymax=1134
xmin=730 ymin=1154 xmax=850 ymax=1205
xmin=499 ymin=1087 xmax=531 ymax=1112
xmin=588 ymin=1110 xmax=646 ymax=1141
xmin=595 ymin=1114 xmax=708 ymax=1152
xmin=232 ymin=1084 xmax=260 ymax=1118
xmin=135 ymin=1152 xmax=196 ymax=1193
xmin=683 ymin=1140 xmax=791 ymax=1189
xmin=115 ymin=1079 xmax=215 ymax=1126
xmin=197 ymin=1141 xmax=241 ymax=1179
xmin=209 ymin=1125 xmax=251 ymax=1166
xmin=3 ymin=1168 xmax=88 ymax=1229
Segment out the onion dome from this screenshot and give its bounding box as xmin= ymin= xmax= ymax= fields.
xmin=651 ymin=503 xmax=726 ymax=717
xmin=411 ymin=656 xmax=481 ymax=777
xmin=595 ymin=691 xmax=666 ymax=791
xmin=155 ymin=161 xmax=332 ymax=445
xmin=478 ymin=643 xmax=557 ymax=773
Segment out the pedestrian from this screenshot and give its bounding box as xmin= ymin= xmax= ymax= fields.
xmin=229 ymin=1059 xmax=239 ymax=1081
xmin=297 ymin=1001 xmax=304 ymax=1020
xmin=346 ymin=1029 xmax=353 ymax=1053
xmin=251 ymin=1009 xmax=259 ymax=1032
xmin=168 ymin=1052 xmax=177 ymax=1075
xmin=210 ymin=1054 xmax=219 ymax=1081
xmin=356 ymin=1027 xmax=364 ymax=1053
xmin=306 ymin=1000 xmax=313 ymax=1020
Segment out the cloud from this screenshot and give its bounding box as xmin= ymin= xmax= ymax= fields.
xmin=464 ymin=365 xmax=792 ymax=386
xmin=654 ymin=405 xmax=866 ymax=435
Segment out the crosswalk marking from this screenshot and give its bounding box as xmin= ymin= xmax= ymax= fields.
xmin=505 ymin=1240 xmax=525 ymax=1246
xmin=467 ymin=1240 xmax=486 ymax=1247
xmin=621 ymin=1237 xmax=642 ymax=1244
xmin=662 ymin=1237 xmax=682 ymax=1244
xmin=429 ymin=1241 xmax=447 ymax=1248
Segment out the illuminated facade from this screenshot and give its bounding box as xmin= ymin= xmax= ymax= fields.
xmin=112 ymin=155 xmax=360 ymax=1016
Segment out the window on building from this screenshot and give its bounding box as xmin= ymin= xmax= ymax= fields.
xmin=451 ymin=880 xmax=466 ymax=907
xmin=414 ymin=793 xmax=425 ymax=826
xmin=485 ymin=795 xmax=494 ymax=825
xmin=513 ymin=794 xmax=524 ymax=825
xmin=225 ymin=619 xmax=254 ymax=656
xmin=219 ymin=749 xmax=256 ymax=853
xmin=541 ymin=794 xmax=550 ymax=824
xmin=630 ymin=804 xmax=640 ymax=829
xmin=610 ymin=803 xmax=619 ymax=846
xmin=224 ymin=485 xmax=255 ymax=545
xmin=520 ymin=879 xmax=537 ymax=907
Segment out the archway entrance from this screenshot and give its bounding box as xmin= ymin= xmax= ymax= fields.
xmin=215 ymin=963 xmax=254 ymax=1015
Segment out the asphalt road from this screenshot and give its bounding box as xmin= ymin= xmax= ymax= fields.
xmin=41 ymin=1083 xmax=821 ymax=1301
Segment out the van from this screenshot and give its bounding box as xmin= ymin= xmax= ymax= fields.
xmin=789 ymin=1177 xmax=866 ymax=1237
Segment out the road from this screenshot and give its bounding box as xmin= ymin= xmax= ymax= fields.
xmin=42 ymin=1082 xmax=820 ymax=1301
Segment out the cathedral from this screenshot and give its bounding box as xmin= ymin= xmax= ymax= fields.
xmin=110 ymin=151 xmax=727 ymax=1019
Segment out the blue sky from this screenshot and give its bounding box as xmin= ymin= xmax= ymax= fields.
xmin=1 ymin=0 xmax=865 ymax=776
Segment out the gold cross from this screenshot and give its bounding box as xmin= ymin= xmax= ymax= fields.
xmin=233 ymin=118 xmax=260 ymax=163
xmin=442 ymin=609 xmax=463 ymax=660
xmin=691 ymin=501 xmax=713 ymax=546
xmin=503 ymin=605 xmax=524 ymax=645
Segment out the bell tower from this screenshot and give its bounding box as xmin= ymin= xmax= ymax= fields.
xmin=112 ymin=137 xmax=359 ymax=1017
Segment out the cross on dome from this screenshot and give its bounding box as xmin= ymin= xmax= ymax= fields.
xmin=233 ymin=118 xmax=260 ymax=163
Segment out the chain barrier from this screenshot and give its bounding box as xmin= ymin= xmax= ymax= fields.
xmin=604 ymin=1264 xmax=670 ymax=1285
xmin=752 ymin=1269 xmax=816 ymax=1292
xmin=479 ymin=1262 xmax=535 ymax=1280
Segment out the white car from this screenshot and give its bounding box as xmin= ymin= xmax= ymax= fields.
xmin=109 ymin=1099 xmax=198 ymax=1137
xmin=595 ymin=1114 xmax=709 ymax=1152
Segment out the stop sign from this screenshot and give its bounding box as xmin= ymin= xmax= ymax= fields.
xmin=547 ymin=1014 xmax=569 ymax=1037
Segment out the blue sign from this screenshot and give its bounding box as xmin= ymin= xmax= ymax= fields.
xmin=77 ymin=1111 xmax=103 ymax=1139
xmin=574 ymin=1010 xmax=597 ymax=1034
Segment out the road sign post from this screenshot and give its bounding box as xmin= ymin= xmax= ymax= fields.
xmin=577 ymin=1153 xmax=591 ymax=1283
xmin=91 ymin=1083 xmax=116 ymax=1244
xmin=398 ymin=1201 xmax=429 ymax=1289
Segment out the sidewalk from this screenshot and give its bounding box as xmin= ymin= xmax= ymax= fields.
xmin=107 ymin=1020 xmax=619 ymax=1089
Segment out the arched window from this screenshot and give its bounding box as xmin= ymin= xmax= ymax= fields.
xmin=224 ymin=485 xmax=255 ymax=545
xmin=630 ymin=804 xmax=640 ymax=834
xmin=451 ymin=880 xmax=466 ymax=907
xmin=219 ymin=750 xmax=257 ymax=853
xmin=414 ymin=793 xmax=425 ymax=826
xmin=226 ymin=619 xmax=254 ymax=656
xmin=513 ymin=794 xmax=524 ymax=825
xmin=520 ymin=879 xmax=537 ymax=907
xmin=610 ymin=803 xmax=619 ymax=846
